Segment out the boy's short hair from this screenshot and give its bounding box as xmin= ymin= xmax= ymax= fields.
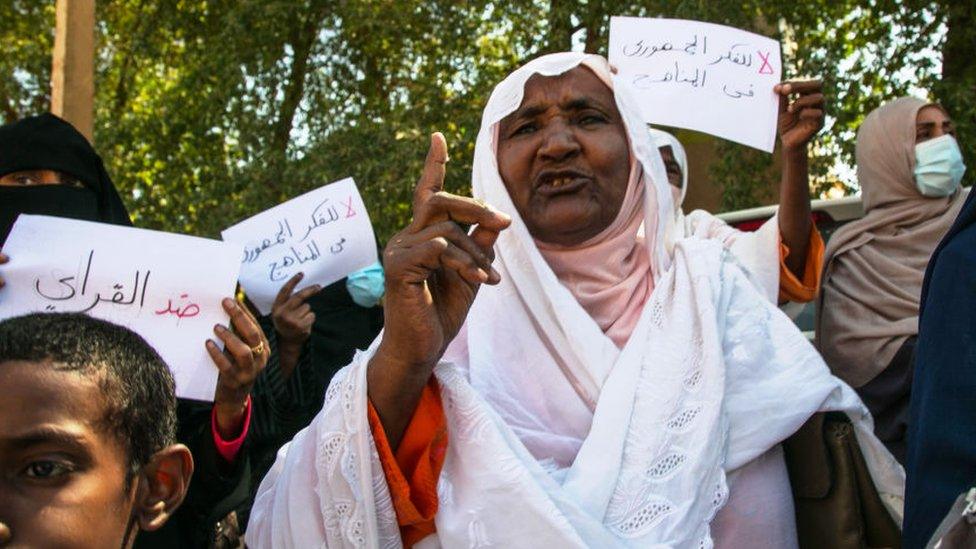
xmin=0 ymin=313 xmax=177 ymax=475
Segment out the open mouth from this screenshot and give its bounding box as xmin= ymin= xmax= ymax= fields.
xmin=536 ymin=170 xmax=590 ymax=196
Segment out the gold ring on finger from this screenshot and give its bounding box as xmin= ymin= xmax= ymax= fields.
xmin=250 ymin=341 xmax=265 ymax=357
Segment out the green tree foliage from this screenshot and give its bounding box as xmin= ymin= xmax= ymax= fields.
xmin=562 ymin=0 xmax=956 ymax=208
xmin=2 ymin=0 xmax=970 ymax=238
xmin=0 ymin=1 xmax=53 ymax=119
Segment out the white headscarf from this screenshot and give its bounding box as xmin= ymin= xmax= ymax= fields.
xmin=465 ymin=53 xmax=672 ymax=430
xmin=648 ymin=127 xmax=689 ymax=208
xmin=246 ymin=53 xmax=903 ymax=549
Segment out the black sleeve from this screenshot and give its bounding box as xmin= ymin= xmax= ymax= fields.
xmin=250 ymin=315 xmax=316 ymax=442
xmin=251 ymin=279 xmax=383 ymax=445
xmin=855 ymin=335 xmax=915 ymax=464
xmin=239 ymin=280 xmax=383 ymax=529
xmin=134 ymin=399 xmax=251 ymax=549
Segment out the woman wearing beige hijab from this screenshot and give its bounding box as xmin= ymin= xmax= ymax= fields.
xmin=816 ymin=96 xmax=967 ymax=463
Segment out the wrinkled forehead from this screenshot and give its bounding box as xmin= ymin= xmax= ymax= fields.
xmin=498 ymin=67 xmax=619 ymax=131
xmin=481 ymin=54 xmax=614 ymax=130
xmin=474 ymin=53 xmax=677 ymax=274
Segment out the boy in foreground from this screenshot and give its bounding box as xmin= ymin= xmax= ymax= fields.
xmin=0 ymin=313 xmax=192 ymax=547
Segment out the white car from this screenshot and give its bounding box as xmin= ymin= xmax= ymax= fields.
xmin=717 ymin=190 xmax=969 ymax=337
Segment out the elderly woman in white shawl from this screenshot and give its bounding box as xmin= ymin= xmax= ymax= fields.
xmin=246 ymin=53 xmax=903 ymax=548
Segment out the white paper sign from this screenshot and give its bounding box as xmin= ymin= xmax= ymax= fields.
xmin=221 ymin=178 xmax=378 ymax=315
xmin=609 ymin=16 xmax=783 ymax=152
xmin=0 ymin=215 xmax=243 ymax=401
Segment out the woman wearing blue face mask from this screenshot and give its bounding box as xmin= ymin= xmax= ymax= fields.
xmin=815 ymin=97 xmax=967 ymax=464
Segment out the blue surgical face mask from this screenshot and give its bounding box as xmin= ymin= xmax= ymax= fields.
xmin=914 ymin=134 xmax=966 ymax=197
xmin=346 ymin=261 xmax=385 ymax=308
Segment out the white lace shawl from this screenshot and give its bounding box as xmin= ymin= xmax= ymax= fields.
xmin=246 ymin=53 xmax=903 ymax=548
xmin=681 ymin=210 xmax=780 ymax=304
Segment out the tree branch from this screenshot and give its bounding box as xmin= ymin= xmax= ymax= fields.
xmin=582 ymin=1 xmax=605 ymax=54
xmin=544 ymin=0 xmax=574 ymax=54
xmin=111 ymin=0 xmax=147 ymax=119
xmin=0 ymin=94 xmax=20 ymax=122
xmin=270 ymin=3 xmax=329 ymax=160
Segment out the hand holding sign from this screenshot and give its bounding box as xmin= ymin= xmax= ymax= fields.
xmin=209 ymin=297 xmax=268 ymax=439
xmin=0 ymin=215 xmax=242 ymax=401
xmin=271 ymin=272 xmax=319 ymax=345
xmin=610 ymin=16 xmax=784 ymax=152
xmin=222 ymin=177 xmax=378 ymax=315
xmin=267 ymin=272 xmax=320 ymax=381
xmin=776 ymin=80 xmax=825 ymax=152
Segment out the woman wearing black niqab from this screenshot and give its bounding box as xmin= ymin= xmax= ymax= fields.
xmin=0 ymin=113 xmax=132 ymax=244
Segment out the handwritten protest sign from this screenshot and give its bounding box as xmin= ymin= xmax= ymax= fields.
xmin=609 ymin=16 xmax=783 ymax=152
xmin=221 ymin=178 xmax=378 ymax=315
xmin=0 ymin=215 xmax=243 ymax=401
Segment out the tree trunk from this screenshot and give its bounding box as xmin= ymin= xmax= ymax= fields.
xmin=110 ymin=0 xmax=148 ymax=120
xmin=936 ymin=0 xmax=976 ymax=169
xmin=940 ymin=1 xmax=972 ymax=83
xmin=544 ymin=0 xmax=575 ymax=53
xmin=264 ymin=2 xmax=330 ymax=199
xmin=271 ymin=7 xmax=327 ymax=161
xmin=582 ymin=0 xmax=604 ymax=54
xmin=51 ymin=0 xmax=96 ymax=141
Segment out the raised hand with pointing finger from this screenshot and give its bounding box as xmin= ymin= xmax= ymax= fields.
xmin=367 ymin=132 xmax=511 ymax=447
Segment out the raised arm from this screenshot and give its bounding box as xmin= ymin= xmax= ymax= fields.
xmin=207 ymin=297 xmax=269 ymax=442
xmin=269 ymin=272 xmax=320 ymax=381
xmin=774 ymin=80 xmax=825 ymax=278
xmin=367 ymin=133 xmax=510 ymax=449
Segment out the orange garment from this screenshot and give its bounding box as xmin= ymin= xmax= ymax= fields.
xmin=367 ymin=379 xmax=447 ymax=547
xmin=369 ymin=223 xmax=825 ymax=547
xmin=778 ymin=223 xmax=825 ymax=303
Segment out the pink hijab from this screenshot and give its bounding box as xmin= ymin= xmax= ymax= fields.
xmin=499 ymin=58 xmax=654 ymax=349
xmin=536 ymin=160 xmax=651 ymax=348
